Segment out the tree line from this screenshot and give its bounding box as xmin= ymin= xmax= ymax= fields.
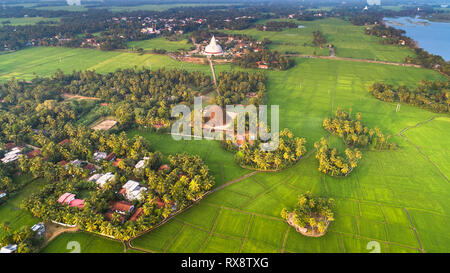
xmin=369 ymin=80 xmax=449 ymax=113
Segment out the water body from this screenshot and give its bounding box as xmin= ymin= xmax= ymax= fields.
xmin=66 ymin=0 xmax=81 ymax=6
xmin=384 ymin=16 xmax=450 ymax=61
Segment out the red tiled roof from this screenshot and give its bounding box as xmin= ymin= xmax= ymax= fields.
xmin=110 ymin=201 xmax=134 ymax=214
xmin=118 ymin=188 xmax=127 ymax=195
xmin=130 ymin=207 xmax=143 ymax=221
xmin=69 ymin=199 xmax=85 ymax=208
xmin=59 ymin=139 xmax=70 ymax=146
xmin=5 ymin=143 xmax=15 ymax=150
xmin=112 ymin=158 xmax=122 ymax=167
xmin=58 ymin=161 xmax=68 ymax=166
xmin=57 ymin=193 xmax=75 ymax=204
xmin=83 ymin=163 xmax=95 ymax=170
xmin=26 ymin=149 xmax=40 ymax=159
xmin=105 ymin=152 xmax=115 ymax=161
xmin=159 ymin=164 xmax=170 ymax=171
xmin=154 ymin=197 xmax=165 ymax=208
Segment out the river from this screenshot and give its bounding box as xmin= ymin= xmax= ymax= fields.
xmin=384 ymin=16 xmax=450 ymax=61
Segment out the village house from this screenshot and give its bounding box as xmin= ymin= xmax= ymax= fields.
xmin=135 ymin=157 xmax=149 ymax=169
xmin=93 ymin=151 xmax=107 ymax=162
xmin=89 ymin=172 xmax=115 ymax=188
xmin=110 ymin=201 xmax=135 ymax=215
xmin=31 ymin=223 xmax=45 ymax=238
xmin=1 ymin=146 xmax=23 ymax=164
xmin=57 ymin=192 xmax=85 ymax=208
xmin=119 ymin=180 xmax=147 ymax=201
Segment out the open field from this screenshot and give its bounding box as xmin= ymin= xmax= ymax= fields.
xmin=128 ymin=37 xmax=193 ymax=52
xmin=224 ymin=18 xmax=415 ymax=63
xmin=29 ymin=3 xmax=235 ymax=12
xmin=126 ymin=58 xmax=448 ymax=253
xmin=38 ymin=57 xmax=445 ymax=253
xmin=0 ymin=47 xmax=234 ymax=83
xmin=0 ymin=176 xmax=49 ymax=237
xmin=41 ymin=232 xmax=125 ymax=253
xmin=0 ymin=17 xmax=60 ymax=26
xmin=91 ymin=118 xmax=117 ymax=131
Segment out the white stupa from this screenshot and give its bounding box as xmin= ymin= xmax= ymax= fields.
xmin=204 ymin=36 xmax=223 ymax=56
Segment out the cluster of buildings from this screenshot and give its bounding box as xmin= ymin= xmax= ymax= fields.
xmin=1 ymin=145 xmax=23 ymax=164
xmin=1 ymin=143 xmax=42 ymax=164
xmin=139 ymin=16 xmax=206 ymax=36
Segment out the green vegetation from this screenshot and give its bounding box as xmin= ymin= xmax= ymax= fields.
xmin=0 ymin=47 xmax=229 ymax=83
xmin=1 ymin=12 xmax=448 ymax=253
xmin=323 ymin=108 xmax=398 ymax=150
xmin=0 ymin=177 xmax=49 ymax=237
xmin=369 ymin=80 xmax=449 ymax=113
xmin=281 ymin=191 xmax=334 ymax=236
xmin=224 ymin=18 xmax=415 ymax=62
xmin=127 ymin=37 xmax=193 ymax=53
xmin=228 ymin=128 xmax=307 ymax=171
xmin=42 ymin=232 xmax=125 ymax=253
xmin=314 ymin=138 xmax=362 ymax=177
xmin=0 ymin=17 xmax=60 ymax=26
xmin=127 ymin=130 xmax=251 ymax=188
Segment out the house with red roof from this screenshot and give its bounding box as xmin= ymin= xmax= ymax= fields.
xmin=130 ymin=207 xmax=144 ymax=221
xmin=58 ymin=139 xmax=70 ymax=146
xmin=159 ymin=164 xmax=170 ymax=171
xmin=256 ymin=61 xmax=269 ymax=69
xmin=110 ymin=201 xmax=135 ymax=215
xmin=105 ymin=152 xmax=116 ymax=162
xmin=57 ymin=193 xmax=85 ymax=209
xmin=26 ymin=149 xmax=41 ymax=159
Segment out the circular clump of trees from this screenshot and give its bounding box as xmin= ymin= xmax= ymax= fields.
xmin=281 ymin=192 xmax=334 ymax=237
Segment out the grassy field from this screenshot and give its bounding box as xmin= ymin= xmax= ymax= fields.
xmin=41 ymin=232 xmax=125 ymax=253
xmin=127 ymin=37 xmax=193 ymax=52
xmin=10 ymin=51 xmax=449 ymax=253
xmin=224 ymin=18 xmax=415 ymax=62
xmin=125 ymin=58 xmax=448 ymax=253
xmin=0 ymin=47 xmax=233 ymax=83
xmin=0 ymin=176 xmax=49 ymax=237
xmin=0 ymin=17 xmax=60 ymax=26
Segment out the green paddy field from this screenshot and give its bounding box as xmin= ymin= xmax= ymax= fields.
xmin=1 ymin=17 xmax=448 ymax=253
xmin=224 ymin=18 xmax=415 ymax=63
xmin=127 ymin=37 xmax=193 ymax=52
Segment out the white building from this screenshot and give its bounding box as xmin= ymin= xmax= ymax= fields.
xmin=31 ymin=222 xmax=45 ymax=237
xmin=93 ymin=152 xmax=107 ymax=162
xmin=120 ymin=180 xmax=147 ymax=201
xmin=204 ymin=36 xmax=224 ymax=56
xmin=1 ymin=147 xmax=22 ymax=164
xmin=91 ymin=172 xmax=115 ymax=188
xmin=0 ymin=244 xmax=18 ymax=253
xmin=135 ymin=157 xmax=150 ymax=169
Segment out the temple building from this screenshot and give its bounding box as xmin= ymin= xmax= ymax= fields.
xmin=204 ymin=36 xmax=223 ymax=56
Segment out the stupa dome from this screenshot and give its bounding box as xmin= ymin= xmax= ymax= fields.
xmin=204 ymin=36 xmax=223 ymax=56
